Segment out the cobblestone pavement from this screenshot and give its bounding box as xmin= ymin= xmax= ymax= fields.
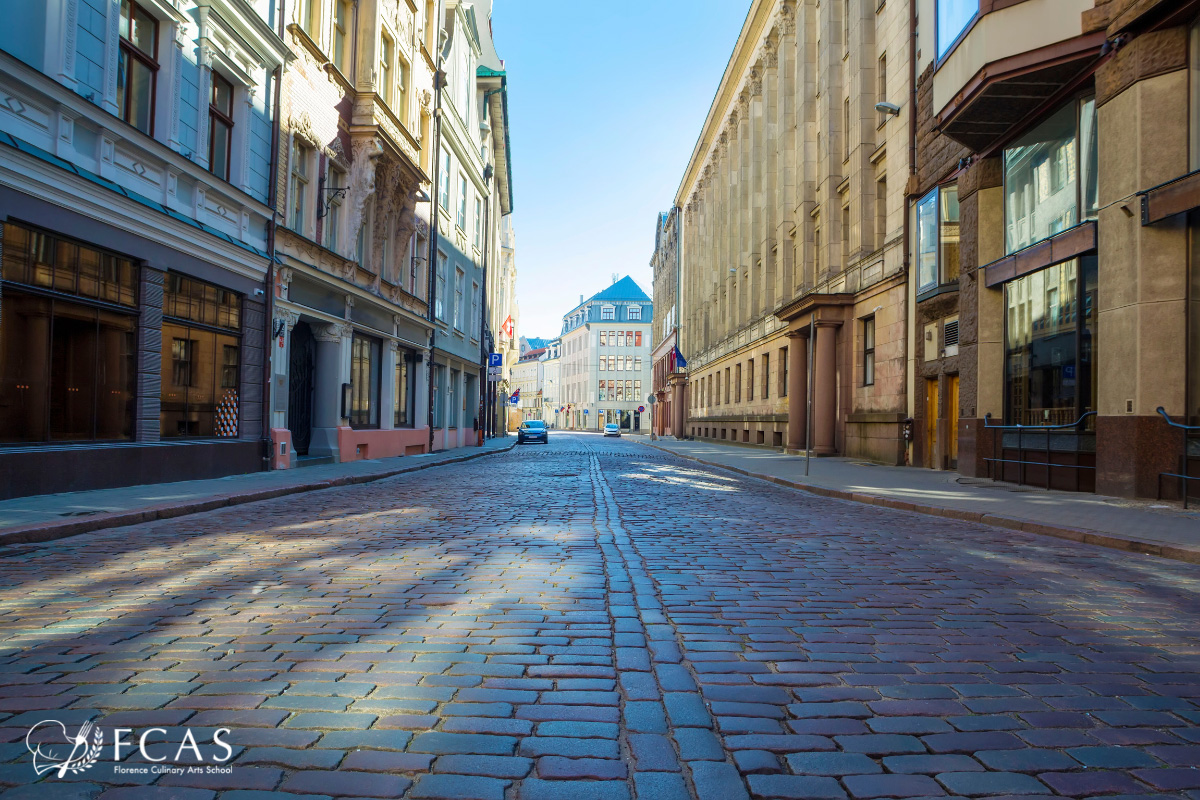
xmin=0 ymin=433 xmax=1198 ymax=800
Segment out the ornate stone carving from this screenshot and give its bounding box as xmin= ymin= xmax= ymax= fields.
xmin=761 ymin=37 xmax=779 ymax=71
xmin=749 ymin=68 xmax=763 ymax=97
xmin=347 ymin=136 xmax=384 ymax=266
xmin=314 ymin=322 xmax=351 ymax=343
xmin=274 ymin=309 xmax=300 ymax=333
xmin=290 ymin=111 xmax=320 ymax=148
xmin=777 ymin=1 xmax=796 ymax=36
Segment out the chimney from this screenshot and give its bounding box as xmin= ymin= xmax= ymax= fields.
xmin=579 ymin=294 xmax=584 ymax=304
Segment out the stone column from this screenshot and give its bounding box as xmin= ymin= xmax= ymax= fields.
xmin=135 ymin=267 xmax=165 ymax=442
xmin=239 ymin=296 xmax=266 ymax=441
xmin=813 ymin=321 xmax=838 ymax=455
xmin=310 ymin=323 xmax=349 ymax=459
xmin=381 ymin=340 xmax=398 ymax=430
xmin=673 ymin=381 xmax=686 ymax=438
xmin=786 ymin=331 xmax=808 ymax=451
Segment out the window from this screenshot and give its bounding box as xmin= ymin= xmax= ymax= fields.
xmin=762 ymin=353 xmax=770 ymax=399
xmin=625 ymin=356 xmax=633 ymax=371
xmin=601 ymin=305 xmax=615 ymax=321
xmin=457 ymin=174 xmax=468 ymax=230
xmin=616 ymin=356 xmax=624 ymax=372
xmin=435 ymin=252 xmax=447 ymax=320
xmin=735 ymin=363 xmax=742 ymax=403
xmin=843 ymin=97 xmax=851 ymax=162
xmin=600 ymin=331 xmax=607 ymax=346
xmin=356 ymin=201 xmax=372 ymax=269
xmin=297 ymin=0 xmax=317 ymax=34
xmin=634 ymin=357 xmax=641 ymax=372
xmin=208 ymin=73 xmax=234 ymax=181
xmin=842 ymin=204 xmax=851 ymax=268
xmin=599 ymin=356 xmax=606 ymax=372
xmin=876 ymin=177 xmax=887 ymax=249
xmin=325 ymin=166 xmax=344 ymax=251
xmin=1004 ymin=96 xmax=1097 ymax=254
xmin=449 ymin=368 xmax=460 ymax=426
xmin=629 ymin=305 xmax=642 ymax=320
xmin=747 ymin=359 xmax=755 ymax=401
xmin=877 ymin=54 xmax=888 ymax=127
xmin=439 ymin=151 xmax=451 ymax=210
xmin=432 ymin=364 xmax=445 ymax=427
xmin=0 ymin=223 xmax=138 ymax=443
xmin=608 ymin=355 xmax=616 ymax=371
xmin=379 ymin=32 xmax=394 ymax=105
xmin=453 ymin=268 xmax=464 ymax=330
xmin=1004 ymin=257 xmax=1097 ymax=427
xmin=617 ymin=331 xmax=625 ymax=347
xmin=160 ymin=273 xmax=242 ymax=439
xmin=863 ymin=316 xmax=876 ymax=386
xmin=471 ymin=282 xmax=480 ymax=339
xmin=394 ymin=351 xmax=412 ymax=427
xmin=118 ymin=0 xmax=158 ymax=135
xmin=349 ymin=333 xmax=381 ymax=428
xmin=333 ymin=0 xmax=352 ymax=74
xmin=397 ymin=54 xmax=410 ymax=118
xmin=725 ymin=367 xmax=731 ymax=404
xmin=916 ymin=185 xmax=960 ymax=294
xmin=474 ymin=197 xmax=482 ymax=249
xmin=634 ymin=331 xmax=642 ymax=347
xmin=937 ymin=0 xmax=979 ymax=59
xmin=289 ymin=139 xmax=310 ymax=233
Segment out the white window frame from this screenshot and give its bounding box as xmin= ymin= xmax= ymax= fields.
xmin=601 ymin=304 xmax=615 ymax=321
xmin=628 ymin=304 xmax=641 ymax=320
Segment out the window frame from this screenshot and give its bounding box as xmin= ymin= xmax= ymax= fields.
xmin=333 ymin=0 xmax=352 ymax=75
xmin=457 ymin=173 xmax=468 ymax=231
xmin=936 ymin=0 xmax=980 ymax=62
xmin=916 ymin=184 xmax=960 ymax=295
xmin=863 ymin=316 xmax=876 ymax=387
xmin=289 ymin=138 xmax=311 ymax=234
xmin=117 ymin=0 xmax=159 ymax=136
xmin=379 ymin=30 xmax=394 ymax=106
xmin=349 ymin=332 xmax=382 ymax=429
xmin=207 ymin=71 xmax=235 ymax=182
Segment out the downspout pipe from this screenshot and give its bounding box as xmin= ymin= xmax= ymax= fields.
xmin=903 ymin=0 xmax=917 ymax=466
xmin=262 ymin=62 xmax=283 ymax=470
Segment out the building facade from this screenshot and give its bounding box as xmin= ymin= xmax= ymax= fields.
xmin=677 ymin=0 xmax=911 ymax=461
xmin=486 ymin=213 xmax=518 ymax=435
xmin=559 ymin=276 xmax=653 ymax=432
xmin=650 ymin=208 xmax=686 ymax=438
xmin=510 ymin=345 xmax=544 ymax=422
xmin=269 ymin=0 xmax=436 ymax=468
xmin=916 ymin=0 xmax=1200 ymax=499
xmin=541 ymin=338 xmax=561 ymax=427
xmin=0 ymin=0 xmax=287 ymax=498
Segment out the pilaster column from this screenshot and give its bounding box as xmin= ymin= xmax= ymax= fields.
xmin=786 ymin=331 xmax=808 ymax=451
xmin=310 ymin=322 xmax=351 ymax=458
xmin=813 ymin=321 xmax=839 ymax=455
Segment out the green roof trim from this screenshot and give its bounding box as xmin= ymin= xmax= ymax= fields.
xmin=477 ymin=66 xmax=506 ymax=77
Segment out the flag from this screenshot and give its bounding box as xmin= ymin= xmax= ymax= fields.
xmin=501 ymin=315 xmax=514 ymax=339
xmin=672 ymin=345 xmax=688 ymax=370
xmin=510 ymin=388 xmax=520 ymax=405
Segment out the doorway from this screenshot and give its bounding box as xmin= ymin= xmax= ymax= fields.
xmin=288 ymin=322 xmax=315 ymax=455
xmin=925 ymin=377 xmax=938 ymax=469
xmin=948 ymin=374 xmax=960 ymax=470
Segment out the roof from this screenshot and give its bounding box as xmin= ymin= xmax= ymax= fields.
xmin=524 ymin=337 xmax=551 ymax=350
xmin=518 ymin=347 xmax=546 ymax=362
xmin=588 ymin=276 xmax=651 ymax=304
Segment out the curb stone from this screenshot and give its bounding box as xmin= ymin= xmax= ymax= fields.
xmin=0 ymin=440 xmax=517 ymax=548
xmin=634 ymin=440 xmax=1200 ymax=566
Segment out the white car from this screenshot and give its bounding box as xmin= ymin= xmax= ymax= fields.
xmin=604 ymin=423 xmax=621 ymax=437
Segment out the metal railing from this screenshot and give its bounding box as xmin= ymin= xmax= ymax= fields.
xmin=983 ymin=411 xmax=1097 ymax=491
xmin=1155 ymin=407 xmax=1200 ymax=509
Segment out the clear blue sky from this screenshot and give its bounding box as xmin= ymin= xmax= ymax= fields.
xmin=490 ymin=0 xmax=750 ymax=342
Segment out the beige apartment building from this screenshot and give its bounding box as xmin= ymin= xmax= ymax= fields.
xmin=678 ymin=0 xmax=911 ymax=462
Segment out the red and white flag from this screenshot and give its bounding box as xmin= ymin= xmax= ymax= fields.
xmin=501 ymin=315 xmax=514 ymax=339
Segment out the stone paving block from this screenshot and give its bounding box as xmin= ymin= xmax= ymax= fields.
xmin=624 ymin=701 xmax=669 ymax=733
xmin=843 ymin=774 xmax=945 ymax=798
xmin=156 ymin=766 xmax=282 ymax=791
xmin=923 ymin=733 xmax=1024 ymax=753
xmin=663 ymin=693 xmax=712 ymax=728
xmin=882 ymin=755 xmax=983 ymax=774
xmin=1066 ymin=746 xmax=1160 ymax=769
xmin=278 ymin=770 xmax=412 ymax=798
xmin=675 ymin=727 xmax=725 ymax=761
xmin=633 ymin=772 xmax=691 ymax=800
xmin=1131 ymin=768 xmax=1200 ymax=790
xmin=746 ymin=774 xmax=846 ymax=799
xmin=517 ymin=736 xmax=619 ymax=759
xmin=97 ymin=789 xmax=216 ymax=800
xmin=691 ymin=761 xmax=752 ymax=800
xmin=409 ymin=733 xmax=517 ymax=756
xmin=785 ymin=752 xmax=882 ymax=776
xmin=282 ymin=712 xmax=376 ymax=729
xmin=936 ymin=772 xmax=1051 ymax=796
xmin=433 ymin=755 xmax=533 ymax=779
xmin=974 ymin=749 xmax=1080 ymax=773
xmin=518 ymin=779 xmax=630 ymax=800
xmin=239 ymin=746 xmax=345 ymax=769
xmin=835 ymin=734 xmax=926 ymax=755
xmin=342 ymin=750 xmax=436 ymax=772
xmin=536 ymin=721 xmax=618 ymax=739
xmin=537 ymin=755 xmax=627 ymax=780
xmin=407 ymin=773 xmax=510 ymax=800
xmin=629 ymin=733 xmax=681 ymax=772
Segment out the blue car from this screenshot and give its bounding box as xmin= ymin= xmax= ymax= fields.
xmin=518 ymin=420 xmax=548 ymax=444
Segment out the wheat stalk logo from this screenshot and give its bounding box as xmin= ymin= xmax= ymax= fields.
xmin=26 ymin=720 xmax=104 ymax=777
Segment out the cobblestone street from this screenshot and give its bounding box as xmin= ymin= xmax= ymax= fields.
xmin=1 ymin=433 xmax=1199 ymax=800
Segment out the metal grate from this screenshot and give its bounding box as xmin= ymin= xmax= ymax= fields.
xmin=943 ymin=318 xmax=960 ymax=349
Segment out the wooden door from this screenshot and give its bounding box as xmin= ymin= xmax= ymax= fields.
xmin=948 ymin=374 xmax=960 ymax=469
xmin=925 ymin=377 xmax=938 ymax=469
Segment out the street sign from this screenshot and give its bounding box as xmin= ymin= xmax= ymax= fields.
xmin=487 ymin=366 xmax=502 ymax=381
xmin=638 ymin=405 xmax=645 ymax=413
xmin=488 ymin=353 xmax=503 ymax=367
xmin=647 ymin=395 xmax=656 ymax=404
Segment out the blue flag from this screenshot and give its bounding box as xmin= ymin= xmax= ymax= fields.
xmin=672 ymin=345 xmax=688 ymax=370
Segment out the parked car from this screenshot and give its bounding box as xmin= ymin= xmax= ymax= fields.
xmin=604 ymin=423 xmax=621 ymax=437
xmin=517 ymin=420 xmax=548 ymax=444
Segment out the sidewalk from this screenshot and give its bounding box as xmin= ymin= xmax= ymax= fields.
xmin=639 ymin=437 xmax=1200 ymax=564
xmin=0 ymin=436 xmax=516 ymax=546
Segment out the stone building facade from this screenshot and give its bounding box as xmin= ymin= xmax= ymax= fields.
xmin=920 ymin=0 xmax=1200 ymax=499
xmin=650 ymin=208 xmax=686 ymax=438
xmin=677 ymin=0 xmax=911 ymax=462
xmin=269 ymin=0 xmax=437 ymax=467
xmin=559 ymin=277 xmax=653 ymax=433
xmin=0 ymin=0 xmax=287 ymax=498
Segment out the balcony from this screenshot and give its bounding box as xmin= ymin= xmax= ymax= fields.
xmin=933 ymin=0 xmax=1103 ymax=152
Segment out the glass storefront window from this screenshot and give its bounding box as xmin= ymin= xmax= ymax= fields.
xmin=349 ymin=333 xmax=381 ymax=429
xmin=160 ymin=272 xmax=242 ymax=438
xmin=1003 ymin=256 xmax=1097 ymax=427
xmin=0 ymin=291 xmax=136 ymax=443
xmin=1004 ymin=97 xmax=1097 ymax=254
xmin=394 ymin=353 xmax=411 ymax=427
